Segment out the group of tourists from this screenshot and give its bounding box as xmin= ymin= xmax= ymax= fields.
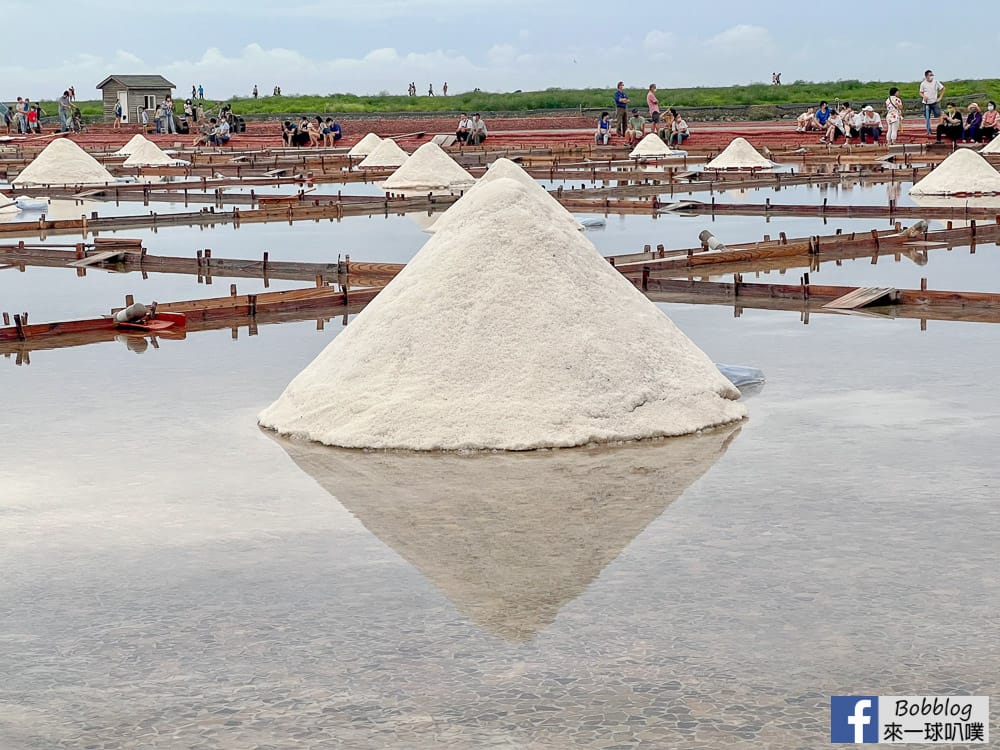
xmin=3 ymin=87 xmax=81 ymax=134
xmin=793 ymin=70 xmax=999 ymax=146
xmin=408 ymin=82 xmax=448 ymax=97
xmin=281 ymin=116 xmax=343 ymax=147
xmin=597 ymin=83 xmax=688 ymax=147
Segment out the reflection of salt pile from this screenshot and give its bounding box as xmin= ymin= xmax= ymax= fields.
xmin=259 ymin=178 xmax=746 ymax=450
xmin=427 ymin=157 xmax=582 ymax=235
xmin=112 ymin=134 xmax=150 ymax=157
xmin=705 ymin=137 xmax=774 ymax=170
xmin=382 ymin=142 xmax=475 ymax=191
xmin=272 ymin=423 xmax=739 ymax=640
xmin=629 ymin=133 xmax=676 ymax=158
xmin=123 ymin=139 xmax=186 ymax=167
xmin=980 ymin=137 xmax=1000 ymax=155
xmin=357 ymin=138 xmax=409 ymax=168
xmin=13 ymin=139 xmax=115 ymax=187
xmin=0 ymin=190 xmax=19 ymax=214
xmin=348 ymin=132 xmax=383 ymax=157
xmin=910 ymin=148 xmax=1000 ymax=195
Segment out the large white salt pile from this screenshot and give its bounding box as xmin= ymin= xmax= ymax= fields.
xmin=980 ymin=138 xmax=1000 ymax=155
xmin=13 ymin=139 xmax=115 ymax=187
xmin=382 ymin=142 xmax=475 ymax=191
xmin=629 ymin=133 xmax=676 ymax=158
xmin=909 ymin=148 xmax=1000 ymax=195
xmin=704 ymin=138 xmax=774 ymax=170
xmin=259 ymin=177 xmax=746 ymax=450
xmin=427 ymin=157 xmax=582 ymax=235
xmin=357 ymin=138 xmax=409 ymax=168
xmin=123 ymin=139 xmax=186 ymax=167
xmin=348 ymin=132 xmax=383 ymax=157
xmin=112 ymin=134 xmax=150 ymax=157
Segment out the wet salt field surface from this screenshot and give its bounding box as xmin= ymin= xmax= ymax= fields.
xmin=2 ymin=188 xmax=998 ymax=748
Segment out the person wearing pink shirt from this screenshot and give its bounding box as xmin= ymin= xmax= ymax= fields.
xmin=646 ymin=83 xmax=661 ymax=127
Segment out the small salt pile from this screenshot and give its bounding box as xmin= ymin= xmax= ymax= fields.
xmin=112 ymin=135 xmax=150 ymax=157
xmin=909 ymin=148 xmax=1000 ymax=195
xmin=980 ymin=137 xmax=1000 ymax=155
xmin=382 ymin=142 xmax=475 ymax=191
xmin=348 ymin=133 xmax=383 ymax=157
xmin=0 ymin=190 xmax=19 ymax=214
xmin=13 ymin=139 xmax=116 ymax=187
xmin=629 ymin=133 xmax=676 ymax=158
xmin=704 ymin=138 xmax=773 ymax=170
xmin=123 ymin=139 xmax=186 ymax=167
xmin=426 ymin=157 xmax=582 ymax=235
xmin=357 ymin=138 xmax=409 ymax=168
xmin=259 ymin=177 xmax=745 ymax=450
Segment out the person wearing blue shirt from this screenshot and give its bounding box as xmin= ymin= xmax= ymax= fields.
xmin=613 ymin=81 xmax=630 ymax=136
xmin=812 ymin=101 xmax=831 ymax=129
xmin=595 ymin=111 xmax=612 ymax=145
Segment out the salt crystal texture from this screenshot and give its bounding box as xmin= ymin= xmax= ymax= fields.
xmin=348 ymin=133 xmax=383 ymax=157
xmin=629 ymin=133 xmax=676 ymax=158
xmin=910 ymin=148 xmax=1000 ymax=195
xmin=981 ymin=137 xmax=1000 ymax=155
xmin=123 ymin=139 xmax=185 ymax=167
xmin=382 ymin=142 xmax=475 ymax=191
xmin=426 ymin=157 xmax=582 ymax=234
xmin=13 ymin=139 xmax=115 ymax=187
xmin=112 ymin=135 xmax=150 ymax=157
xmin=704 ymin=138 xmax=774 ymax=170
xmin=259 ymin=177 xmax=746 ymax=450
xmin=358 ymin=138 xmax=409 ymax=168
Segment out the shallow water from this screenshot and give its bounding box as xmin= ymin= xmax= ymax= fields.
xmin=1 ymin=181 xmax=998 ymax=748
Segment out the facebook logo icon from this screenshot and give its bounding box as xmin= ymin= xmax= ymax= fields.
xmin=831 ymin=696 xmax=879 ymax=743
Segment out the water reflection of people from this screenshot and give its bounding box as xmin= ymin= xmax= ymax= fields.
xmin=270 ymin=424 xmax=740 ymax=640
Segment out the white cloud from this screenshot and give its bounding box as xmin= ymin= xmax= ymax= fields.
xmin=643 ymin=30 xmax=676 ymax=52
xmin=706 ymin=24 xmax=775 ymax=56
xmin=487 ymin=44 xmax=519 ymax=65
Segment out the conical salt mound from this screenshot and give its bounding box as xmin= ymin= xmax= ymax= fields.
xmin=348 ymin=132 xmax=383 ymax=157
xmin=0 ymin=190 xmax=19 ymax=214
xmin=705 ymin=138 xmax=773 ymax=170
xmin=629 ymin=133 xmax=675 ymax=158
xmin=13 ymin=139 xmax=115 ymax=187
xmin=258 ymin=178 xmax=746 ymax=450
xmin=909 ymin=148 xmax=1000 ymax=195
xmin=123 ymin=139 xmax=179 ymax=166
xmin=427 ymin=157 xmax=582 ymax=235
xmin=980 ymin=137 xmax=1000 ymax=155
xmin=382 ymin=142 xmax=475 ymax=191
xmin=357 ymin=138 xmax=409 ymax=168
xmin=112 ymin=134 xmax=150 ymax=157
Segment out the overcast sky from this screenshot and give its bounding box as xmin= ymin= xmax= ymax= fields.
xmin=1 ymin=0 xmax=992 ymax=101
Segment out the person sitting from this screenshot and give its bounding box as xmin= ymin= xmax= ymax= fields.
xmin=859 ymin=106 xmax=882 ymax=144
xmin=455 ymin=113 xmax=471 ymax=143
xmin=329 ymin=119 xmax=342 ymax=144
xmin=293 ymin=117 xmax=312 ymax=147
xmin=796 ymin=107 xmax=815 ymax=132
xmin=964 ymin=102 xmax=983 ymax=143
xmin=281 ymin=120 xmax=297 ymax=146
xmin=820 ymin=109 xmax=845 ymax=143
xmin=308 ymin=117 xmax=322 ymax=147
xmin=668 ymin=109 xmax=689 ymax=147
xmin=625 ymin=108 xmax=645 ymax=145
xmin=936 ymin=103 xmax=963 ymax=143
xmin=210 ymin=117 xmax=231 ymax=146
xmin=839 ymin=103 xmax=859 ymax=141
xmin=595 ymin=111 xmax=612 ymax=145
xmin=467 ymin=113 xmax=487 ymax=145
xmin=981 ymin=101 xmax=999 ymax=142
xmin=812 ymin=101 xmax=832 ymax=130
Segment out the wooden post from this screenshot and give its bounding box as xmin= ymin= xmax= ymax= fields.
xmin=125 ymin=294 xmax=134 ymax=307
xmin=642 ymin=266 xmax=650 ymax=291
xmin=230 ymin=284 xmax=237 ymax=297
xmin=921 ymin=278 xmax=927 ymax=291
xmin=13 ymin=314 xmax=24 ymax=340
xmin=2 ymin=312 xmax=9 ymax=325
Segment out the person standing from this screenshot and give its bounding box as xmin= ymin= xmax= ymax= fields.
xmin=428 ymin=83 xmax=434 ymax=96
xmin=613 ymin=81 xmax=630 ymax=136
xmin=19 ymin=97 xmax=30 ymax=133
xmin=113 ymin=98 xmax=123 ymax=129
xmin=162 ymin=95 xmax=176 ymax=134
xmin=191 ymin=85 xmax=197 ymax=99
xmin=442 ymin=81 xmax=448 ymax=96
xmin=919 ymin=69 xmax=944 ymax=135
xmin=885 ymin=87 xmax=903 ymax=145
xmin=57 ymin=90 xmax=72 ymax=132
xmin=198 ymin=84 xmax=204 ymax=100
xmin=646 ymin=84 xmax=660 ymax=129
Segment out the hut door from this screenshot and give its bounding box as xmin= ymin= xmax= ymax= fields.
xmin=117 ymin=91 xmax=130 ymax=123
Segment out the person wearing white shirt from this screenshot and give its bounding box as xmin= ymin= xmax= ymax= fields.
xmin=919 ymin=69 xmax=945 ymax=135
xmin=860 ymin=106 xmax=882 ymax=144
xmin=455 ymin=113 xmax=471 ymax=143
